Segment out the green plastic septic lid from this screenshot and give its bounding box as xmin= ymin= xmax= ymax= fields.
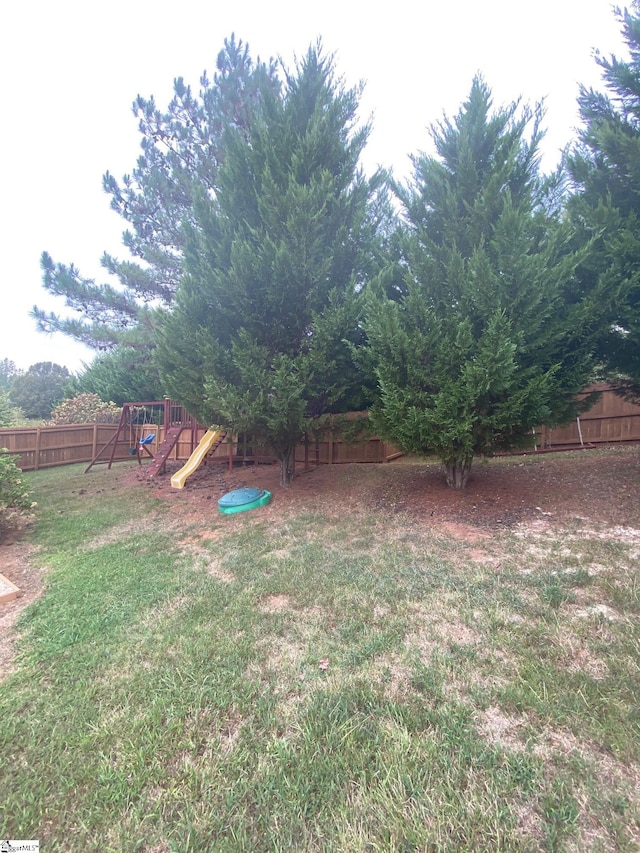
xmin=218 ymin=487 xmax=266 ymax=508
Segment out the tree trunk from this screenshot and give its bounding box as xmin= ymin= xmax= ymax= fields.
xmin=445 ymin=456 xmax=473 ymax=490
xmin=279 ymin=447 xmax=295 ymax=487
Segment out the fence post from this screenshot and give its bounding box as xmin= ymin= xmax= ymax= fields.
xmin=328 ymin=416 xmax=334 ymax=465
xmin=34 ymin=427 xmax=42 ymax=471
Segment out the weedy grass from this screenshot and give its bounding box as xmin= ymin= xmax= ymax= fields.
xmin=0 ymin=459 xmax=638 ymax=851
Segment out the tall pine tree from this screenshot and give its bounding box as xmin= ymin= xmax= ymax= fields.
xmin=158 ymin=44 xmax=386 ymax=485
xmin=362 ymin=79 xmax=598 ymax=489
xmin=566 ymin=3 xmax=640 ymax=399
xmin=35 ymin=36 xmax=278 ymax=351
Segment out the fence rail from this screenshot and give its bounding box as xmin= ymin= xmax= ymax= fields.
xmin=2 ymin=384 xmax=639 ymax=473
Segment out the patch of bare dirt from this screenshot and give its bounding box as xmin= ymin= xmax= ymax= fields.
xmin=130 ymin=444 xmax=640 ymax=533
xmin=0 ymin=531 xmax=43 ymax=682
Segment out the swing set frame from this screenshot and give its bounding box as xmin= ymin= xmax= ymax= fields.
xmin=84 ymin=399 xmax=201 ymax=475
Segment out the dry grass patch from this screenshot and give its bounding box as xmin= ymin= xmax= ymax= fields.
xmin=259 ymin=593 xmax=291 ymax=613
xmin=267 ymin=548 xmax=293 ymax=560
xmin=513 ymin=800 xmax=545 ymax=847
xmin=534 ymin=727 xmax=640 ymax=793
xmin=218 ymin=710 xmax=244 ymax=755
xmin=466 ymin=547 xmax=502 ymax=565
xmin=476 ymin=710 xmax=640 ymax=849
xmin=476 ymin=706 xmax=530 ymax=752
xmin=362 ymin=650 xmax=412 ymax=699
xmin=549 ymin=626 xmax=609 ymax=679
xmin=204 ymin=560 xmax=236 ymax=583
xmin=403 ymin=627 xmax=440 ymax=662
xmin=406 ymin=606 xmax=483 ymax=651
xmin=438 ymin=521 xmax=492 ymax=543
xmin=82 ymin=514 xmax=188 ymax=551
xmin=262 ymin=637 xmax=306 ymax=670
xmin=244 ymin=635 xmax=310 ymax=714
xmin=566 ymin=821 xmax=619 ymax=853
xmin=516 ymin=521 xmax=640 ymax=548
xmin=175 ymin=541 xmax=236 ymax=582
xmin=187 ymin=706 xmax=245 ymax=756
xmin=569 ymin=603 xmax=622 ymax=621
xmin=533 ymin=725 xmax=640 ymax=822
xmin=197 ymin=528 xmax=225 ymax=542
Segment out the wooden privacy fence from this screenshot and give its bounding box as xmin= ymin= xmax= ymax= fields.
xmin=537 ymin=383 xmax=640 ymax=448
xmin=0 ymin=418 xmax=400 ymax=473
xmin=2 ymin=384 xmax=639 ymax=473
xmin=0 ymin=423 xmax=130 ymax=472
xmin=0 ymin=422 xmax=223 ymax=473
xmin=295 ymin=414 xmax=402 ymax=466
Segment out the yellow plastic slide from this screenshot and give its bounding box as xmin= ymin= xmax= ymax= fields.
xmin=170 ymin=429 xmax=225 ymax=489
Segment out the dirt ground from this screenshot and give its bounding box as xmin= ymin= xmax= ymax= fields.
xmin=1 ymin=444 xmax=639 ymax=680
xmin=0 ymin=535 xmax=41 ymax=680
xmin=139 ymin=443 xmax=640 ymax=530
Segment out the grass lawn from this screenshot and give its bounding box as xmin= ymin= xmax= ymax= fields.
xmin=0 ymin=454 xmax=639 ymax=851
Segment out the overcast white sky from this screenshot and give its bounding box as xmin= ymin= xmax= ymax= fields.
xmin=0 ymin=0 xmax=627 ymax=373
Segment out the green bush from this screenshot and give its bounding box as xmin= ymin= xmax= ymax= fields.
xmin=47 ymin=393 xmax=122 ymax=425
xmin=0 ymin=390 xmax=24 ymax=428
xmin=0 ymin=448 xmax=35 ymax=541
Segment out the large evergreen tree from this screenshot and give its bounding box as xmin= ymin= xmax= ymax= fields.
xmin=158 ymin=45 xmax=386 ymax=485
xmin=362 ymin=79 xmax=598 ymax=489
xmin=71 ymin=348 xmax=165 ymax=406
xmin=566 ymin=3 xmax=640 ymax=399
xmin=34 ymin=36 xmax=278 ymax=351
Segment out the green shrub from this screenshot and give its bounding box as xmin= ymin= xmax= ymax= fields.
xmin=47 ymin=393 xmax=122 ymax=425
xmin=0 ymin=448 xmax=35 ymax=541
